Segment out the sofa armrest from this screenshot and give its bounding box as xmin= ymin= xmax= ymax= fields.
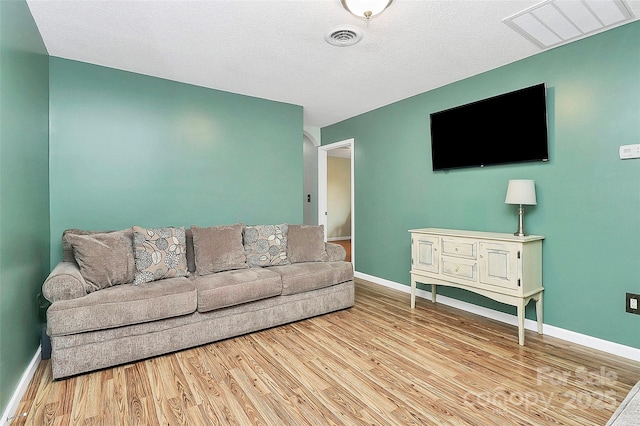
xmin=325 ymin=242 xmax=347 ymax=262
xmin=42 ymin=262 xmax=88 ymax=303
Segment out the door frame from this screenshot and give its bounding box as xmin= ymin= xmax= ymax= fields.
xmin=318 ymin=138 xmax=354 ymax=268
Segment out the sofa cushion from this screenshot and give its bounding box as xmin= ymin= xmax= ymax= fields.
xmin=243 ymin=224 xmax=290 ymax=267
xmin=270 ymin=261 xmax=354 ymax=296
xmin=133 ymin=226 xmax=189 ymax=284
xmin=194 ymin=268 xmax=282 ymax=313
xmin=66 ymin=231 xmax=135 ymax=293
xmin=287 ymin=224 xmax=329 ymax=263
xmin=47 ymin=277 xmax=196 ymax=336
xmin=192 ymin=224 xmax=248 ymax=275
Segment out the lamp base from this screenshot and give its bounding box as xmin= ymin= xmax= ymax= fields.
xmin=514 ymin=204 xmax=528 ymax=237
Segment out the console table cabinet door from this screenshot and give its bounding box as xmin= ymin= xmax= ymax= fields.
xmin=412 ymin=235 xmax=440 ymax=274
xmin=479 ymin=241 xmax=520 ymax=290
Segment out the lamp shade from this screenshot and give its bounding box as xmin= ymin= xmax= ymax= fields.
xmin=341 ymin=0 xmax=393 ymax=19
xmin=505 ymin=179 xmax=537 ymax=205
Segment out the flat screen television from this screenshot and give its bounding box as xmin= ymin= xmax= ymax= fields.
xmin=430 ymin=83 xmax=549 ymax=171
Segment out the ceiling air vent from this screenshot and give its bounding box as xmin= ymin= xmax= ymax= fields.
xmin=325 ymin=26 xmax=363 ymax=47
xmin=504 ymin=0 xmax=635 ymax=49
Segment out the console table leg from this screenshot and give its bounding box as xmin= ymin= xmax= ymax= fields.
xmin=517 ymin=300 xmax=525 ymax=346
xmin=431 ymin=284 xmax=437 ymax=303
xmin=536 ymin=292 xmax=544 ymax=335
xmin=410 ymin=278 xmax=416 ymax=309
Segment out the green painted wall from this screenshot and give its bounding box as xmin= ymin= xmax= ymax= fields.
xmin=0 ymin=0 xmax=50 ymax=413
xmin=323 ymin=22 xmax=640 ymax=348
xmin=49 ymin=58 xmax=303 ymax=265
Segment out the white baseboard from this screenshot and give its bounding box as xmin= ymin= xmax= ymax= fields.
xmin=354 ymin=271 xmax=640 ymax=362
xmin=327 ymin=236 xmax=351 ymax=242
xmin=1 ymin=346 xmax=41 ymax=426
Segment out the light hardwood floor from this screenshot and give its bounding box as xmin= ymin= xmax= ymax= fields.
xmin=10 ymin=279 xmax=640 ymax=425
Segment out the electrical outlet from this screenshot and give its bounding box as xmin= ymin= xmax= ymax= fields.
xmin=626 ymin=293 xmax=640 ymax=315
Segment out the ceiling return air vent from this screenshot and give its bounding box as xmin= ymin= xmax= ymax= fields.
xmin=324 ymin=26 xmax=363 ymax=47
xmin=504 ymin=0 xmax=635 ymax=49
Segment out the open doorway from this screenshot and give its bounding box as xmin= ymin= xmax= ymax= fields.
xmin=318 ymin=139 xmax=354 ymax=267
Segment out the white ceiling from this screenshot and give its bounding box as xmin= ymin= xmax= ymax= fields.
xmin=26 ymin=0 xmax=640 ymax=128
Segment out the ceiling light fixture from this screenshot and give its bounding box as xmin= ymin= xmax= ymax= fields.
xmin=341 ymin=0 xmax=393 ymax=20
xmin=504 ymin=0 xmax=634 ymax=49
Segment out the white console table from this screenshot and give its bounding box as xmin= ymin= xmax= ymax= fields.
xmin=409 ymin=228 xmax=544 ymax=345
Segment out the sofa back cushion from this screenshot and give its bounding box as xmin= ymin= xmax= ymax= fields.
xmin=63 ymin=227 xmax=199 ymax=272
xmin=66 ymin=230 xmax=135 ymax=293
xmin=191 ymin=224 xmax=248 ymax=275
xmin=62 ymin=228 xmax=196 ymax=272
xmin=287 ymin=224 xmax=329 ymax=263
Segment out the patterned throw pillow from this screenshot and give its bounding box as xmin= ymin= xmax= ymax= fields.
xmin=243 ymin=224 xmax=290 ymax=267
xmin=132 ymin=226 xmax=189 ymax=284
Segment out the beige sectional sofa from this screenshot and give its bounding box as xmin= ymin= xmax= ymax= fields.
xmin=42 ymin=223 xmax=354 ymax=379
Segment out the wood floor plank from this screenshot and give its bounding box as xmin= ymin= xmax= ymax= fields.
xmin=110 ymin=366 xmax=128 ymax=425
xmin=144 ymin=357 xmax=177 ymax=425
xmin=10 ymin=278 xmax=640 ymax=425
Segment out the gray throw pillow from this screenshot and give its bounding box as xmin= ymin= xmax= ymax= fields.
xmin=66 ymin=231 xmax=135 ymax=293
xmin=243 ymin=224 xmax=290 ymax=267
xmin=132 ymin=226 xmax=189 ymax=285
xmin=191 ymin=224 xmax=248 ymax=275
xmin=287 ymin=224 xmax=329 ymax=263
xmin=62 ymin=228 xmax=123 ymax=263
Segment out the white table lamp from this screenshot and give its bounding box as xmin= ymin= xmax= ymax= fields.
xmin=505 ymin=179 xmax=537 ymax=236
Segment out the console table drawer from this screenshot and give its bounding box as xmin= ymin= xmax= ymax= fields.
xmin=442 ymin=258 xmax=477 ymax=281
xmin=441 ymin=238 xmax=477 ymax=259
